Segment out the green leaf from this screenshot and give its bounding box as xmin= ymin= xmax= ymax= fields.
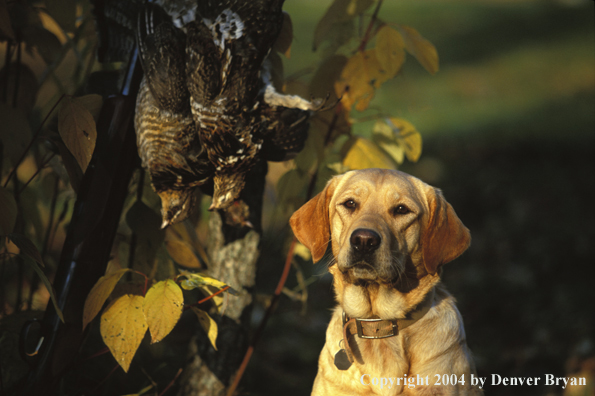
xmin=0 ymin=187 xmax=17 ymax=235
xmin=273 ymin=12 xmax=292 ymax=58
xmin=397 ymin=25 xmax=439 ymax=75
xmin=58 ymin=96 xmax=98 ymax=173
xmin=342 ymin=137 xmax=394 ymax=170
xmin=375 ymin=26 xmax=406 ymax=79
xmin=313 ymin=0 xmax=375 ymax=51
xmin=294 ymin=125 xmax=325 ymax=172
xmin=8 ymin=233 xmax=44 ymax=267
xmin=309 ymin=54 xmax=348 ymax=103
xmin=191 ymin=307 xmax=218 ymax=350
xmin=276 ymin=169 xmax=309 ymax=206
xmin=178 ymin=271 xmax=238 ymax=295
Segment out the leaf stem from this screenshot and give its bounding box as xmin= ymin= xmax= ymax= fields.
xmin=357 ymin=0 xmax=384 ymax=52
xmin=12 ymin=40 xmax=21 ymax=108
xmin=198 ymin=286 xmax=230 ymax=305
xmin=159 ymin=368 xmax=182 ymax=396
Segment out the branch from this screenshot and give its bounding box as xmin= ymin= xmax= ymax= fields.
xmin=357 ymin=0 xmax=384 ymax=52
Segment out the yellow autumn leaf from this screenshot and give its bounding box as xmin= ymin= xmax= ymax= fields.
xmin=101 ymin=294 xmax=148 ymax=372
xmin=58 ymin=96 xmax=98 ymax=172
xmin=178 ymin=271 xmax=239 ymax=295
xmin=294 ymin=242 xmax=312 ymax=261
xmin=165 ymin=239 xmax=201 ymax=269
xmin=335 ymin=52 xmax=368 ymax=111
xmin=397 ymin=25 xmax=439 ymax=75
xmin=375 ymin=26 xmax=406 ymax=78
xmin=373 ymin=120 xmax=405 ymax=164
xmin=74 ymin=94 xmax=103 ymax=121
xmin=387 ymin=118 xmax=423 ymax=162
xmin=326 ymin=162 xmax=350 ymax=175
xmin=342 ymin=137 xmax=394 ymax=170
xmin=143 ymin=280 xmax=184 ymax=343
xmin=372 ymin=118 xmax=422 ymax=164
xmin=191 ymin=307 xmax=218 ymax=351
xmin=335 ymin=49 xmax=390 ymax=112
xmin=83 ymin=268 xmax=130 ymax=330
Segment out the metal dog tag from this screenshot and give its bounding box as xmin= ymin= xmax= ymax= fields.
xmin=334 ymin=349 xmax=352 ymax=370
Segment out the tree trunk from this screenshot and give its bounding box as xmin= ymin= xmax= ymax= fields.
xmin=177 ymin=161 xmax=267 ymax=396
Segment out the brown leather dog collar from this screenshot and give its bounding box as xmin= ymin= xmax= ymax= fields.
xmin=343 ymin=287 xmax=436 ymax=339
xmin=335 ymin=288 xmax=436 ymax=370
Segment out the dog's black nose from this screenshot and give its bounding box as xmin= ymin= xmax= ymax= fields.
xmin=350 ymin=229 xmax=381 ymax=254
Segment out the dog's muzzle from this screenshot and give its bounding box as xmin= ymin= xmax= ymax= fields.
xmin=350 ymin=228 xmax=381 ymax=255
xmin=339 ymin=228 xmax=382 ymax=280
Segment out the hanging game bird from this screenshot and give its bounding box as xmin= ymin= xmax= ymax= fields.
xmin=134 ymin=4 xmax=212 ymax=228
xmin=185 ymin=0 xmax=322 ymax=210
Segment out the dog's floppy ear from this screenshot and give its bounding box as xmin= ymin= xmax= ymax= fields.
xmin=421 ymin=188 xmax=471 ymax=274
xmin=289 ymin=177 xmax=340 ymax=263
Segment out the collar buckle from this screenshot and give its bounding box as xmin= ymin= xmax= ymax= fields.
xmin=355 ymin=317 xmax=397 ymax=339
xmin=342 ymin=312 xmax=398 ymax=339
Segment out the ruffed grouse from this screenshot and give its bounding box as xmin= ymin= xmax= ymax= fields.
xmin=185 ymin=0 xmax=321 ymax=210
xmin=134 ymin=3 xmax=212 ymax=228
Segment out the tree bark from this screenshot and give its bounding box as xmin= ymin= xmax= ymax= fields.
xmin=178 ymin=161 xmax=267 ymax=396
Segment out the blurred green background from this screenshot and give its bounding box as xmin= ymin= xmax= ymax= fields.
xmin=247 ymin=1 xmax=595 ymax=395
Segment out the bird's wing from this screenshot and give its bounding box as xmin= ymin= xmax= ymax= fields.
xmin=135 ymin=80 xmax=212 ymax=191
xmin=137 ymin=3 xmax=188 ymax=113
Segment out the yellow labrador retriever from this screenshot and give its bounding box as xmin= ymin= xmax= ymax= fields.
xmin=290 ymin=169 xmax=482 ymax=395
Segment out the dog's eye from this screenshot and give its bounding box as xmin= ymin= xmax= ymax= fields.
xmin=342 ymin=199 xmax=357 ymax=210
xmin=392 ymin=204 xmax=410 ymax=215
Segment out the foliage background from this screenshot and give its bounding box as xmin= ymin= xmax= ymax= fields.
xmin=0 ymin=0 xmax=593 ymax=395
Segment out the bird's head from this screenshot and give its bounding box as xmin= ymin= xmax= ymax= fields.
xmin=210 ymin=173 xmax=246 ymax=211
xmin=158 ymin=189 xmax=197 ymax=228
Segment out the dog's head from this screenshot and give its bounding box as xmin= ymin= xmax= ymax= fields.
xmin=290 ymin=168 xmax=470 ymax=291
